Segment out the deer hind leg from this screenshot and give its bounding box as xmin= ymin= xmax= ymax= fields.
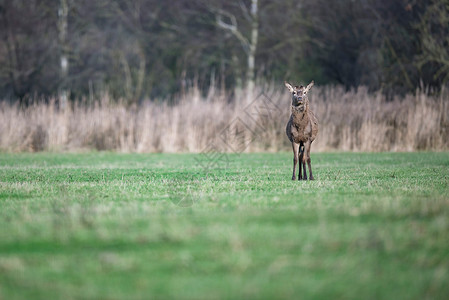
xmin=306 ymin=141 xmax=314 ymax=180
xmin=298 ymin=143 xmax=304 ymax=180
xmin=291 ymin=142 xmax=299 ymax=180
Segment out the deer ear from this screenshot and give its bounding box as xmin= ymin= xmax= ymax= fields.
xmin=304 ymin=80 xmax=314 ymax=94
xmin=284 ymin=81 xmax=294 ymax=93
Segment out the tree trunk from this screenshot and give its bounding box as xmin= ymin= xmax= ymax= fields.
xmin=58 ymin=0 xmax=69 ymax=109
xmin=215 ymin=0 xmax=259 ymax=100
xmin=246 ymin=0 xmax=258 ymax=94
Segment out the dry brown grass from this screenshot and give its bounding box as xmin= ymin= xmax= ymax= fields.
xmin=1 ymin=84 xmax=448 ymax=152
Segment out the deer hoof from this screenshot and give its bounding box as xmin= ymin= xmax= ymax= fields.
xmin=310 ymin=176 xmax=314 ymax=181
xmin=292 ymin=176 xmax=296 ymax=181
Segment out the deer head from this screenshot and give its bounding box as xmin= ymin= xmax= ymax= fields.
xmin=285 ymin=80 xmax=314 ymax=112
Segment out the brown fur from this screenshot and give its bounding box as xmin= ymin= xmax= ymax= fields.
xmin=285 ymin=81 xmax=318 ymax=180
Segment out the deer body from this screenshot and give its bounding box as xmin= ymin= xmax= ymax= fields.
xmin=285 ymin=81 xmax=318 ymax=180
xmin=286 ymin=108 xmax=318 ymax=144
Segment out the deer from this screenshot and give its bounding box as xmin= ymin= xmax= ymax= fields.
xmin=285 ymin=80 xmax=318 ymax=181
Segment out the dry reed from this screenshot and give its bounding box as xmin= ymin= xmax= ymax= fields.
xmin=0 ymin=84 xmax=448 ymax=152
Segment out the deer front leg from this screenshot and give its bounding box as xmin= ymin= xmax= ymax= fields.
xmin=291 ymin=142 xmax=299 ymax=180
xmin=302 ymin=141 xmax=311 ymax=180
xmin=306 ymin=141 xmax=314 ymax=180
xmin=298 ymin=144 xmax=304 ymax=180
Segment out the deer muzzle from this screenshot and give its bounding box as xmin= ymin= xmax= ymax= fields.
xmin=293 ymin=97 xmax=303 ymax=107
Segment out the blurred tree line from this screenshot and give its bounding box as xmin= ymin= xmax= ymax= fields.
xmin=0 ymin=0 xmax=448 ymax=103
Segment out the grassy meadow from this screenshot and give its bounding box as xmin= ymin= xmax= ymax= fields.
xmin=0 ymin=152 xmax=448 ymax=299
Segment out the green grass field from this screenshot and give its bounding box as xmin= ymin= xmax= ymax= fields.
xmin=0 ymin=152 xmax=448 ymax=299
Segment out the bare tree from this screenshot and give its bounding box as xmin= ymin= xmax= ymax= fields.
xmin=58 ymin=0 xmax=69 ymax=108
xmin=0 ymin=0 xmax=58 ymax=103
xmin=416 ymin=0 xmax=449 ymax=86
xmin=110 ymin=0 xmax=149 ymax=105
xmin=215 ymin=0 xmax=259 ymax=95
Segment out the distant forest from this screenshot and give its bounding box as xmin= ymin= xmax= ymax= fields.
xmin=1 ymin=0 xmax=448 ymax=102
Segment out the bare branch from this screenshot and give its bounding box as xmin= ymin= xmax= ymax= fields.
xmin=216 ymin=13 xmax=236 ymax=31
xmin=216 ymin=12 xmax=250 ymax=54
xmin=238 ymin=0 xmax=252 ymax=22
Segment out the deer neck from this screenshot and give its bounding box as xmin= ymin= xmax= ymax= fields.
xmin=291 ymin=105 xmax=309 ymax=125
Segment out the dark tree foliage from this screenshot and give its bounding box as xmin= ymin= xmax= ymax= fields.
xmin=0 ymin=0 xmax=59 ymax=101
xmin=0 ymin=0 xmax=448 ymax=102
